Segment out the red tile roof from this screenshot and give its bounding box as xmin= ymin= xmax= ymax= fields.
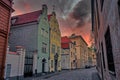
xmin=61 ymin=36 xmax=72 ymax=43
xmin=12 ymin=10 xmax=42 ymax=26
xmin=61 ymin=43 xmax=69 ymax=49
xmin=61 ymin=36 xmax=72 ymax=49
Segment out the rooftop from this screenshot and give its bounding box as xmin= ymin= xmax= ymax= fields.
xmin=69 ymin=34 xmax=88 ymax=46
xmin=61 ymin=36 xmax=72 ymax=43
xmin=61 ymin=36 xmax=72 ymax=49
xmin=11 ymin=10 xmax=42 ymax=26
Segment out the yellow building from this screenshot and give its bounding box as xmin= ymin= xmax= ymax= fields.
xmin=69 ymin=34 xmax=88 ymax=68
xmin=48 ymin=11 xmax=61 ymax=72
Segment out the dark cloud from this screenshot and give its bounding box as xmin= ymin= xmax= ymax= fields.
xmin=69 ymin=0 xmax=91 ymax=27
xmin=13 ymin=0 xmax=92 ymax=46
xmin=13 ymin=0 xmax=74 ymax=16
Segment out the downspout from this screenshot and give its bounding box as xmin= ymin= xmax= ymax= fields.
xmin=48 ymin=23 xmax=51 ymax=73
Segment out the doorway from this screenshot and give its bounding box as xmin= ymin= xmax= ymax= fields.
xmin=54 ymin=53 xmax=58 ymax=71
xmin=42 ymin=58 xmax=46 ymax=73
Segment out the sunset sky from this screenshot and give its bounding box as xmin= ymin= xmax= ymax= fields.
xmin=12 ymin=0 xmax=92 ymax=46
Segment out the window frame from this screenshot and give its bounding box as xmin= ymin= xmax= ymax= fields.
xmin=42 ymin=42 xmax=47 ymax=53
xmin=104 ymin=26 xmax=116 ymax=75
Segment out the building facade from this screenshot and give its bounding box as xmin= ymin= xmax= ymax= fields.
xmin=92 ymin=0 xmax=120 ymax=80
xmin=5 ymin=46 xmax=25 ymax=80
xmin=0 ymin=0 xmax=13 ymax=79
xmin=9 ymin=5 xmax=50 ymax=77
xmin=48 ymin=11 xmax=61 ymax=72
xmin=88 ymin=47 xmax=96 ymax=66
xmin=69 ymin=34 xmax=88 ymax=68
xmin=61 ymin=36 xmax=76 ymax=70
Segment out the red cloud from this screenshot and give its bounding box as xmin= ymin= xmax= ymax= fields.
xmin=60 ymin=21 xmax=91 ymax=46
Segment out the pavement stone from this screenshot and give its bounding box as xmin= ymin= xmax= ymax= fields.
xmin=24 ymin=67 xmax=101 ymax=80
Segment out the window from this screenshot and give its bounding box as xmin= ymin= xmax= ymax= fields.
xmin=44 ymin=17 xmax=47 ymax=21
xmin=58 ymin=61 xmax=61 ymax=67
xmin=71 ymin=52 xmax=72 ymax=57
xmin=41 ymin=28 xmax=44 ymax=36
xmin=42 ymin=42 xmax=47 ymax=53
xmin=6 ymin=64 xmax=11 ymax=78
xmin=51 ymin=60 xmax=53 ymax=68
xmin=57 ymin=47 xmax=60 ymax=54
xmin=74 ymin=41 xmax=76 ymax=45
xmin=101 ymin=42 xmax=106 ymax=69
xmin=45 ymin=31 xmax=48 ymax=38
xmin=100 ymin=0 xmax=104 ymax=11
xmin=75 ymin=48 xmax=76 ymax=53
xmin=52 ymin=44 xmax=55 ymax=54
xmin=105 ymin=27 xmax=115 ymax=73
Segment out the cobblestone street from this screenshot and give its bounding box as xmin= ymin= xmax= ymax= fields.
xmin=25 ymin=67 xmax=100 ymax=80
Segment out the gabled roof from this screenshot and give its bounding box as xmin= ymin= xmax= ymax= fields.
xmin=61 ymin=36 xmax=72 ymax=49
xmin=69 ymin=34 xmax=88 ymax=46
xmin=11 ymin=10 xmax=42 ymax=26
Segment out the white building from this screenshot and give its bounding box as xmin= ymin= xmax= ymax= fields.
xmin=4 ymin=46 xmax=25 ymax=80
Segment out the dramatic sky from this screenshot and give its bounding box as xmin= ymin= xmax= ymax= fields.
xmin=12 ymin=0 xmax=92 ymax=46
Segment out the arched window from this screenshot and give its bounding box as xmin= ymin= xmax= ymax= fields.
xmin=42 ymin=58 xmax=46 ymax=63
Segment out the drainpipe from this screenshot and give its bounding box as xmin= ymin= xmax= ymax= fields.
xmin=49 ymin=25 xmax=51 ymax=72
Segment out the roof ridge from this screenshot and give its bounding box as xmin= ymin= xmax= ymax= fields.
xmin=11 ymin=10 xmax=42 ymax=26
xmin=12 ymin=10 xmax=42 ymax=17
